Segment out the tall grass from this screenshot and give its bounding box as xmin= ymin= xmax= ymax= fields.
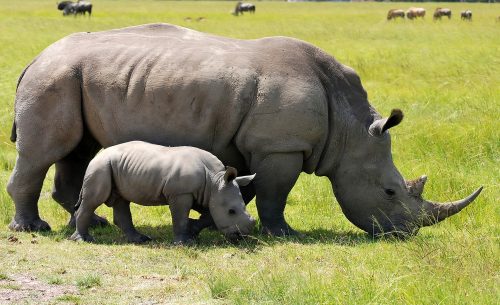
xmin=0 ymin=1 xmax=498 ymax=304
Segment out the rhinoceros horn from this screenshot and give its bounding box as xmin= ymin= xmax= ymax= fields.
xmin=421 ymin=186 xmax=483 ymax=226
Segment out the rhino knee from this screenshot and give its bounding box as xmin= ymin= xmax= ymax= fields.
xmin=6 ymin=176 xmax=15 ymax=199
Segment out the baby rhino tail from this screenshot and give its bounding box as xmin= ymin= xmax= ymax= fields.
xmin=10 ymin=121 xmax=16 ymax=142
xmin=75 ymin=191 xmax=83 ymax=211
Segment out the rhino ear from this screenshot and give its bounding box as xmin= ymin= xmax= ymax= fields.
xmin=224 ymin=166 xmax=238 ymax=183
xmin=234 ymin=174 xmax=256 ymax=187
xmin=369 ymin=109 xmax=404 ymax=136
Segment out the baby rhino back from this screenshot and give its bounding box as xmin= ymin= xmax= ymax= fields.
xmin=89 ymin=141 xmax=222 ymax=205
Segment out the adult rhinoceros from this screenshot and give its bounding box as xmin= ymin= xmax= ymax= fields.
xmin=8 ymin=23 xmax=482 ymax=237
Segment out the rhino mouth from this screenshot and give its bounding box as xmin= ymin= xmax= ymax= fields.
xmin=370 ymin=223 xmax=420 ymax=239
xmin=220 ymin=224 xmax=254 ymax=239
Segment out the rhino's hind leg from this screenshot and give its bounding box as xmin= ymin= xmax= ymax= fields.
xmin=51 ymin=133 xmax=109 ymax=228
xmin=251 ymin=152 xmax=303 ymax=236
xmin=7 ymin=156 xmax=51 ymax=231
xmin=9 ymin=71 xmax=84 ymax=231
xmin=112 ymin=200 xmax=151 ymax=244
xmin=71 ymin=165 xmax=112 ymax=243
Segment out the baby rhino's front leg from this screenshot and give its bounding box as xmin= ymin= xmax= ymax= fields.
xmin=112 ymin=199 xmax=152 ymax=244
xmin=169 ymin=194 xmax=196 ymax=245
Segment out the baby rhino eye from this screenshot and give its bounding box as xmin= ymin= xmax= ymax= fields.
xmin=228 ymin=209 xmax=236 ymax=215
xmin=385 ymin=189 xmax=396 ymax=196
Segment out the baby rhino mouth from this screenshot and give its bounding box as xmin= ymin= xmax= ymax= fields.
xmin=221 ymin=220 xmax=256 ymax=240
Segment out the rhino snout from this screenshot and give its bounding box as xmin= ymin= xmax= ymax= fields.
xmin=221 ymin=217 xmax=256 ymax=238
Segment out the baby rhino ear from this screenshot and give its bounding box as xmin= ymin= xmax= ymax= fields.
xmin=234 ymin=174 xmax=256 ymax=187
xmin=224 ymin=166 xmax=238 ymax=183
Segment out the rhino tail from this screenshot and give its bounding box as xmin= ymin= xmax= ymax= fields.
xmin=10 ymin=121 xmax=16 ymax=142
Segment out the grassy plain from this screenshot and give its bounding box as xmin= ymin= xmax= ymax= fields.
xmin=0 ymin=1 xmax=499 ymax=304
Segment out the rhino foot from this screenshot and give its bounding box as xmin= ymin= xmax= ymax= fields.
xmin=187 ymin=217 xmax=216 ymax=237
xmin=68 ymin=213 xmax=109 ymax=228
xmin=126 ymin=233 xmax=152 ymax=244
xmin=9 ymin=218 xmax=51 ymax=232
xmin=260 ymin=223 xmax=299 ymax=237
xmin=172 ymin=235 xmax=196 ymax=246
xmin=69 ymin=231 xmax=95 ymax=243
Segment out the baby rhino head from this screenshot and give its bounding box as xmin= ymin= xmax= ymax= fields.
xmin=209 ymin=167 xmax=256 ymax=239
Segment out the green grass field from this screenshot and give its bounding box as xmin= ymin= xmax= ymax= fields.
xmin=0 ymin=1 xmax=499 ymax=304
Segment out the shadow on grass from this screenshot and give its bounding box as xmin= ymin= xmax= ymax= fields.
xmin=38 ymin=224 xmax=376 ymax=252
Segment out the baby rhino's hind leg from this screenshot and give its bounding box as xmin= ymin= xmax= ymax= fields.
xmin=112 ymin=199 xmax=152 ymax=244
xmin=69 ymin=164 xmax=112 ymax=242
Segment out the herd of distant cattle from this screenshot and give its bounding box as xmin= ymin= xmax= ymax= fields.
xmin=388 ymin=7 xmax=473 ymax=21
xmin=55 ymin=2 xmax=482 ymax=22
xmin=57 ymin=1 xmax=92 ymax=17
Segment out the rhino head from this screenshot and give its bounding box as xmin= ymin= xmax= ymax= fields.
xmin=208 ymin=167 xmax=256 ymax=239
xmin=330 ymin=109 xmax=482 ymax=237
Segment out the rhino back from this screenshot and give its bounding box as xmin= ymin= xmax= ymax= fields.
xmin=20 ymin=24 xmax=373 ymax=174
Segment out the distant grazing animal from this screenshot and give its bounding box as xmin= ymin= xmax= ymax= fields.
xmin=233 ymin=2 xmax=255 ymax=16
xmin=56 ymin=1 xmax=92 ymax=17
xmin=387 ymin=9 xmax=405 ymax=21
xmin=406 ymin=7 xmax=426 ymax=20
xmin=57 ymin=1 xmax=72 ymax=10
xmin=461 ymin=10 xmax=472 ymax=21
xmin=69 ymin=141 xmax=256 ymax=244
xmin=8 ymin=23 xmax=482 ymax=238
xmin=434 ymin=8 xmax=452 ymax=20
xmin=74 ymin=1 xmax=92 ymax=17
xmin=57 ymin=1 xmax=76 ymax=16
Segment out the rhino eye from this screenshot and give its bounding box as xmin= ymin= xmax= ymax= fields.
xmin=228 ymin=209 xmax=236 ymax=215
xmin=385 ymin=189 xmax=396 ymax=197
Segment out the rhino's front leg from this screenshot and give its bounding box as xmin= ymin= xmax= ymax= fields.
xmin=112 ymin=200 xmax=151 ymax=244
xmin=169 ymin=194 xmax=195 ymax=245
xmin=188 ymin=212 xmax=215 ymax=237
xmin=251 ymin=152 xmax=303 ymax=236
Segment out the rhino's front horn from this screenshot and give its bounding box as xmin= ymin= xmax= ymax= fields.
xmin=422 ymin=187 xmax=483 ymax=226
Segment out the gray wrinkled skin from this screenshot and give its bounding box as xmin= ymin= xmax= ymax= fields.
xmin=8 ymin=23 xmax=482 ymax=237
xmin=69 ymin=141 xmax=255 ymax=244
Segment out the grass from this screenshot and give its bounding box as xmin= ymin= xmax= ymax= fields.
xmin=0 ymin=1 xmax=499 ymax=304
xmin=76 ymin=274 xmax=102 ymax=290
xmin=55 ymin=295 xmax=82 ymax=304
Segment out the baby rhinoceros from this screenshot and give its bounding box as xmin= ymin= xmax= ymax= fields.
xmin=69 ymin=141 xmax=256 ymax=244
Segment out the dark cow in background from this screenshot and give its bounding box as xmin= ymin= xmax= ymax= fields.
xmin=434 ymin=8 xmax=452 ymax=20
xmin=57 ymin=1 xmax=92 ymax=17
xmin=461 ymin=10 xmax=472 ymax=21
xmin=57 ymin=1 xmax=75 ymax=16
xmin=233 ymin=2 xmax=255 ymax=16
xmin=387 ymin=9 xmax=405 ymax=21
xmin=406 ymin=7 xmax=426 ymax=20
